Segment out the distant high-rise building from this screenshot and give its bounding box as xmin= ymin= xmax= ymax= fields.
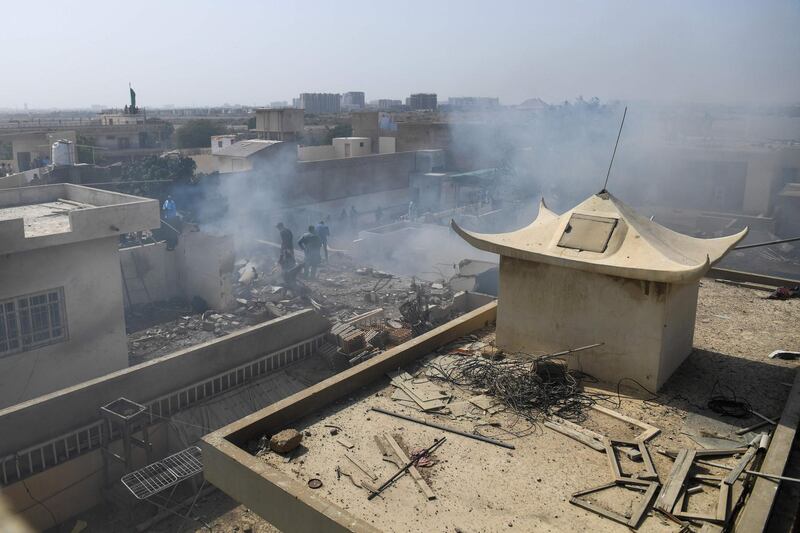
xmin=376 ymin=99 xmax=403 ymax=110
xmin=447 ymin=97 xmax=500 ymax=110
xmin=270 ymin=101 xmax=289 ymax=108
xmin=342 ymin=92 xmax=366 ymax=110
xmin=298 ymin=93 xmax=341 ymax=114
xmin=406 ymin=93 xmax=437 ymax=111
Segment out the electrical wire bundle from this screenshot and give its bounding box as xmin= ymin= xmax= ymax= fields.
xmin=427 ymin=356 xmax=597 ymax=422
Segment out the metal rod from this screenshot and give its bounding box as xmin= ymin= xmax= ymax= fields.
xmin=602 ymin=106 xmax=627 ymax=191
xmin=370 ymin=407 xmax=515 ymax=449
xmin=536 ymin=343 xmax=604 ymax=362
xmin=734 ymin=236 xmax=800 ymax=250
xmin=745 ymin=470 xmax=800 ymax=484
xmin=367 ymin=437 xmax=446 ymax=500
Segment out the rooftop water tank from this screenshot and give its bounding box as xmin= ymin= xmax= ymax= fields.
xmin=51 ymin=139 xmax=74 ymax=166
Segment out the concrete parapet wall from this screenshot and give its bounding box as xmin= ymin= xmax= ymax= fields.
xmin=120 ymin=241 xmax=177 ymax=306
xmin=119 ymin=231 xmax=235 ymax=310
xmin=201 ymin=302 xmax=497 ymax=532
xmin=0 ymin=184 xmax=159 ymax=253
xmin=0 ymin=309 xmax=330 ymax=458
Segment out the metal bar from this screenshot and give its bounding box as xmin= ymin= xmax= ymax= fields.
xmin=734 ymin=236 xmax=800 ymax=250
xmin=744 ymin=470 xmax=800 ymax=484
xmin=536 ymin=343 xmax=604 ymax=362
xmin=368 ymin=437 xmax=445 ymax=500
xmin=602 ymin=106 xmax=627 ymax=191
xmin=370 ymin=407 xmax=515 ymax=449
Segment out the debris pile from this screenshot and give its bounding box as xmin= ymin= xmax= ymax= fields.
xmin=427 ymin=353 xmax=595 ymax=422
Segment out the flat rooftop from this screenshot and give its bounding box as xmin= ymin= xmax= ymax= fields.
xmin=0 ymin=199 xmax=91 ymax=237
xmin=0 ymin=183 xmax=159 ymax=253
xmin=203 ymin=281 xmax=800 ymax=532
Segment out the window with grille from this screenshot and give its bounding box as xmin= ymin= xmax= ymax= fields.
xmin=0 ymin=288 xmax=67 ymax=357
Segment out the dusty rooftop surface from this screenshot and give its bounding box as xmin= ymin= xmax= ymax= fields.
xmin=0 ymin=199 xmax=89 ymax=237
xmin=203 ymin=280 xmax=799 ymax=533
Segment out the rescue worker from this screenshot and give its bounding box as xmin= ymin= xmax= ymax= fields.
xmin=315 ymin=220 xmax=330 ymax=262
xmin=297 ymin=226 xmax=322 ymax=279
xmin=276 ymin=222 xmax=294 ymax=265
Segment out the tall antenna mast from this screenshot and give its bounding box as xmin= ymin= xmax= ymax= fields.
xmin=602 ymin=106 xmax=627 ymax=192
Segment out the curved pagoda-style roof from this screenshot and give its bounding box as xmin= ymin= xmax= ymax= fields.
xmin=451 ymin=191 xmax=747 ymax=283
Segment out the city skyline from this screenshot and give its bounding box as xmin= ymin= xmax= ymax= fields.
xmin=1 ymin=0 xmax=798 ymax=109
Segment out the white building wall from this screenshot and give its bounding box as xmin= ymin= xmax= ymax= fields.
xmin=378 ymin=137 xmax=396 ymax=154
xmin=0 ymin=237 xmax=129 ymax=407
xmin=496 ymin=258 xmax=697 ymax=391
xmin=333 ymin=137 xmax=371 ymax=158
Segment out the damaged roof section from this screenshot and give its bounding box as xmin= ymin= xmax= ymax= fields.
xmin=451 ymin=192 xmax=748 ymax=282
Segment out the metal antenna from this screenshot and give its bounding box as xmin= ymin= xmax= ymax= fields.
xmin=602 ymin=106 xmax=627 ymax=192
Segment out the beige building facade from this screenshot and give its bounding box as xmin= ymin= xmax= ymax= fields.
xmin=0 ymin=184 xmax=159 ymax=407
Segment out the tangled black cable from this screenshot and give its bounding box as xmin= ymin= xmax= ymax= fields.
xmin=706 ymin=380 xmax=752 ymax=418
xmin=427 ymin=356 xmax=598 ymax=422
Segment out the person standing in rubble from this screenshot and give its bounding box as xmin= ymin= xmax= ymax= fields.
xmin=315 ymin=220 xmax=330 ymax=262
xmin=298 ymin=226 xmax=322 ymax=280
xmin=162 ymin=195 xmax=180 ymax=251
xmin=276 ymin=222 xmax=294 ymax=265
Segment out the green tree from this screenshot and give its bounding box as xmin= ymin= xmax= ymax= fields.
xmin=247 ymin=116 xmax=256 ymax=129
xmin=175 ymin=119 xmax=226 ymax=149
xmin=117 ymin=154 xmax=197 ymax=198
xmin=324 ymin=123 xmax=353 ymax=144
xmin=75 ymin=135 xmax=100 ymax=164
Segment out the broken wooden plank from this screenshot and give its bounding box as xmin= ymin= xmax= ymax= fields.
xmin=337 ymin=437 xmax=354 ymax=449
xmin=639 ymin=440 xmax=658 ymax=481
xmin=723 ymin=446 xmax=757 ymax=485
xmin=345 ymin=453 xmax=377 ymax=482
xmin=673 ymin=511 xmax=723 ymax=524
xmin=570 ymin=482 xmax=630 ymax=527
xmin=384 ymin=434 xmax=436 ymax=500
xmin=656 ymin=449 xmax=696 ymax=512
xmin=662 ymin=448 xmax=748 ymax=458
xmin=544 ymin=421 xmax=605 ymax=452
xmin=629 ymin=482 xmax=659 ymax=528
xmin=389 ymin=377 xmax=449 ymax=411
xmin=716 ymin=482 xmax=730 ymax=522
xmin=605 ymin=442 xmax=623 ymax=480
xmin=592 ymin=405 xmax=660 ymax=442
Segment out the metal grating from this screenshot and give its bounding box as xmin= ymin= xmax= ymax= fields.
xmin=121 ymin=446 xmax=202 ymax=500
xmin=161 ymin=447 xmax=203 ymax=478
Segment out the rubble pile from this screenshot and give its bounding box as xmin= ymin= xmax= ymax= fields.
xmin=128 ymin=246 xmax=473 ymax=366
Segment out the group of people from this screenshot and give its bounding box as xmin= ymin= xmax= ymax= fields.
xmin=276 ymin=219 xmax=330 ymax=282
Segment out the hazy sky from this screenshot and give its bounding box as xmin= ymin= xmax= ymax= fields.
xmin=2 ymin=0 xmax=798 ymax=108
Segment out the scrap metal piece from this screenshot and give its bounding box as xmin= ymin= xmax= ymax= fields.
xmin=371 ymin=407 xmax=514 ymax=449
xmin=385 ymin=434 xmax=436 ymax=500
xmin=368 ymin=437 xmax=446 ymax=501
xmin=308 ymin=478 xmax=323 ymax=489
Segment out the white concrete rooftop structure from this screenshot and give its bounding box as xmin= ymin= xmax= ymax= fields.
xmin=0 ymin=184 xmax=159 ymax=407
xmin=0 ymin=184 xmax=159 ymax=254
xmin=452 ymin=191 xmax=748 ymax=390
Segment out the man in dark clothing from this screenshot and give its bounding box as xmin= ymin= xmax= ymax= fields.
xmin=315 ymin=220 xmax=330 ymax=262
xmin=297 ymin=226 xmax=322 ymax=279
xmin=276 ymin=222 xmax=294 ymax=265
